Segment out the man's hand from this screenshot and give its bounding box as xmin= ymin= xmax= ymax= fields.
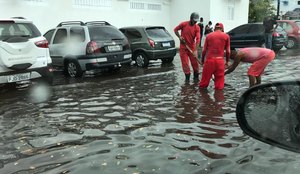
xmin=193 ymin=50 xmax=198 ymax=59
xmin=180 ymin=37 xmax=186 ymax=45
xmin=225 ymin=62 xmax=229 ymax=69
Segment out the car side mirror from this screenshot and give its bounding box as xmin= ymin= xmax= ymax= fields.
xmin=236 ymin=81 xmax=300 ymax=153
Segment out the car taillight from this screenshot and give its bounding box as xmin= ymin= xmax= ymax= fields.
xmin=35 ymin=40 xmax=48 ymax=48
xmin=148 ymin=39 xmax=155 ymax=48
xmin=272 ymin=32 xmax=280 ymax=37
xmin=86 ymin=41 xmax=100 ymax=54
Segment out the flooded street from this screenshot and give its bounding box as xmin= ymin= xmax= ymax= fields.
xmin=1 ymin=49 xmax=300 ymax=174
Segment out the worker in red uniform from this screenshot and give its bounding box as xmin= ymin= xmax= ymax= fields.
xmin=225 ymin=47 xmax=275 ymax=87
xmin=199 ymin=23 xmax=231 ymax=90
xmin=174 ymin=12 xmax=201 ymax=83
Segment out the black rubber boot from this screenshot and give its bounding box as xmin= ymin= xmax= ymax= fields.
xmin=193 ymin=72 xmax=199 ymax=82
xmin=185 ymin=73 xmax=190 ymax=83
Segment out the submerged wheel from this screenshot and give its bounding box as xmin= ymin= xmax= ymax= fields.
xmin=65 ymin=60 xmax=83 ymax=77
xmin=285 ymin=38 xmax=298 ymax=49
xmin=135 ymin=52 xmax=149 ymax=67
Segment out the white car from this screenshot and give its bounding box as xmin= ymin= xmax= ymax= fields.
xmin=0 ymin=17 xmax=53 ymax=85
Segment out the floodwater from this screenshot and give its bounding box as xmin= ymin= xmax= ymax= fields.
xmin=0 ymin=49 xmax=300 ymax=174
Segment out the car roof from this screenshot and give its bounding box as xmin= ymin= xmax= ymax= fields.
xmin=277 ymin=20 xmax=300 ymax=22
xmin=120 ymin=26 xmax=166 ymax=29
xmin=0 ymin=18 xmax=32 ymax=23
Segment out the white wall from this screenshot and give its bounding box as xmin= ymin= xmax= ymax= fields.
xmin=170 ymin=0 xmax=211 ymax=46
xmin=0 ymin=0 xmax=171 ymax=34
xmin=210 ymin=0 xmax=249 ymax=32
xmin=170 ymin=0 xmax=249 ymax=46
xmin=273 ymin=0 xmax=300 ymax=15
xmin=0 ymin=0 xmax=249 ymax=46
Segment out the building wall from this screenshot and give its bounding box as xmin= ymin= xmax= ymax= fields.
xmin=273 ymin=0 xmax=300 ymax=15
xmin=0 ymin=0 xmax=249 ymax=47
xmin=0 ymin=0 xmax=172 ymax=34
xmin=170 ymin=0 xmax=249 ymax=46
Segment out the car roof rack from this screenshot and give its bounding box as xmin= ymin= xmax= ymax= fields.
xmin=11 ymin=17 xmax=26 ymax=19
xmin=57 ymin=21 xmax=85 ymax=27
xmin=85 ymin=21 xmax=111 ymax=26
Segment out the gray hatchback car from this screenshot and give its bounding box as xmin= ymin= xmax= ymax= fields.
xmin=120 ymin=26 xmax=177 ymax=67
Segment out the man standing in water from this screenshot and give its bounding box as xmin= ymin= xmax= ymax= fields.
xmin=199 ymin=23 xmax=230 ymax=90
xmin=225 ymin=47 xmax=275 ymax=87
xmin=174 ymin=12 xmax=201 ymax=83
xmin=198 ymin=17 xmax=204 ymax=47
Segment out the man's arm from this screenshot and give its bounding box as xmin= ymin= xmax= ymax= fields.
xmin=225 ymin=52 xmax=242 ymax=75
xmin=225 ymin=34 xmax=231 ymax=66
xmin=174 ymin=23 xmax=186 ymax=44
xmin=201 ymin=37 xmax=208 ymax=64
xmin=194 ymin=25 xmax=201 ymax=58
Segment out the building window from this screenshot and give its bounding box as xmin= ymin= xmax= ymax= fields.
xmin=21 ymin=0 xmax=48 ymax=5
xmin=72 ymin=0 xmax=112 ymax=8
xmin=227 ymin=0 xmax=235 ymax=21
xmin=147 ymin=3 xmax=161 ymax=11
xmin=129 ymin=0 xmax=162 ymax=11
xmin=130 ymin=2 xmax=145 ymax=10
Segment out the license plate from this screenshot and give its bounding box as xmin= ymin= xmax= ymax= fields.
xmin=7 ymin=73 xmax=30 ymax=83
xmin=107 ymin=45 xmax=121 ymax=52
xmin=97 ymin=58 xmax=107 ymax=63
xmin=162 ymin=42 xmax=171 ymax=47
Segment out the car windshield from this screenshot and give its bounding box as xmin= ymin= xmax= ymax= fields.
xmin=146 ymin=27 xmax=171 ymax=39
xmin=88 ymin=26 xmax=125 ymax=40
xmin=295 ymin=21 xmax=300 ymax=27
xmin=0 ymin=21 xmax=41 ymax=40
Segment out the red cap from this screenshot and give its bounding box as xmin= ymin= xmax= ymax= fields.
xmin=215 ymin=23 xmax=224 ymax=31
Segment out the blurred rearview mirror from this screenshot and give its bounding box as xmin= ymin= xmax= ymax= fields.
xmin=236 ymin=81 xmax=300 ymax=153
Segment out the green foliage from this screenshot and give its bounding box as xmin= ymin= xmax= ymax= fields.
xmin=249 ymin=0 xmax=276 ymax=22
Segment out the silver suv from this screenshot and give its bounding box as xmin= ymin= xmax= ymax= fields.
xmin=0 ymin=18 xmax=53 ymax=85
xmin=44 ymin=21 xmax=132 ymax=77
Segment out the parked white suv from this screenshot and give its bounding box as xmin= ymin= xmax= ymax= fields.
xmin=0 ymin=17 xmax=53 ymax=85
xmin=44 ymin=21 xmax=132 ymax=77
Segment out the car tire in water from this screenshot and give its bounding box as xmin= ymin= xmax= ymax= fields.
xmin=65 ymin=60 xmax=83 ymax=78
xmin=161 ymin=57 xmax=174 ymax=64
xmin=285 ymin=37 xmax=298 ymax=49
xmin=134 ymin=52 xmax=149 ymax=67
xmin=272 ymin=46 xmax=283 ymax=52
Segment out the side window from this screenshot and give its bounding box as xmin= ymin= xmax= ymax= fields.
xmin=44 ymin=29 xmax=55 ymax=43
xmin=248 ymin=24 xmax=264 ymax=33
xmin=285 ymin=23 xmax=293 ymax=33
xmin=230 ymin=24 xmax=249 ymax=34
xmin=53 ymin=29 xmax=67 ymax=44
xmin=16 ymin=24 xmax=30 ymax=36
xmin=70 ymin=27 xmax=85 ymax=42
xmin=125 ymin=29 xmax=142 ymax=40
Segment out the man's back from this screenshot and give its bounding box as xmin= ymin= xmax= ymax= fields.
xmin=203 ymin=31 xmax=230 ymax=58
xmin=263 ymin=16 xmax=276 ymax=33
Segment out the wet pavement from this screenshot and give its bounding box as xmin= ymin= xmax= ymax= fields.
xmin=0 ymin=49 xmax=300 ymax=174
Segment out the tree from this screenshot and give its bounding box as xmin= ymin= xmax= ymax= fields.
xmin=249 ymin=0 xmax=276 ymax=22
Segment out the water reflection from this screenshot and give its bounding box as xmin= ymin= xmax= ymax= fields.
xmin=0 ymin=51 xmax=300 ymax=173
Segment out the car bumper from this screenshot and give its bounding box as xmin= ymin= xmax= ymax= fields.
xmin=144 ymin=48 xmax=177 ymax=60
xmin=77 ymin=52 xmax=132 ymax=71
xmin=273 ymin=38 xmax=287 ymax=47
xmin=0 ymin=65 xmax=53 ymax=84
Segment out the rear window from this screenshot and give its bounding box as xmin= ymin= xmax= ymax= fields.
xmin=0 ymin=21 xmax=41 ymax=40
xmin=88 ymin=26 xmax=125 ymax=40
xmin=146 ymin=28 xmax=170 ymax=38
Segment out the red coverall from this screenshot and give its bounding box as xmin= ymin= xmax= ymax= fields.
xmin=174 ymin=21 xmax=200 ymax=75
xmin=199 ymin=30 xmax=230 ymax=90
